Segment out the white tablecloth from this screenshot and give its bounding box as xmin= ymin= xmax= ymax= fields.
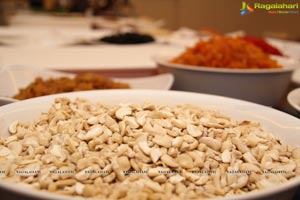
xmin=0 ymin=13 xmax=183 ymax=70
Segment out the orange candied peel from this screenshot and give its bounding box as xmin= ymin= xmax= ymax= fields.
xmin=171 ymin=36 xmax=282 ymax=69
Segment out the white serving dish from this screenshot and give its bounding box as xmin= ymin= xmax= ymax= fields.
xmin=287 ymin=87 xmax=300 ymax=113
xmin=292 ymin=68 xmax=300 ymax=86
xmin=267 ymin=38 xmax=300 ymax=61
xmin=266 ymin=38 xmax=300 ymax=86
xmin=154 ymin=54 xmax=299 ymax=106
xmin=0 ymin=90 xmax=300 ymax=200
xmin=0 ymin=65 xmax=174 ymax=105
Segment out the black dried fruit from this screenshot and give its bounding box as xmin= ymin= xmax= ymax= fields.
xmin=100 ymin=33 xmax=155 ymax=44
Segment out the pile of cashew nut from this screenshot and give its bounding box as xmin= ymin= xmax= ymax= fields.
xmin=0 ymin=97 xmax=299 ymax=199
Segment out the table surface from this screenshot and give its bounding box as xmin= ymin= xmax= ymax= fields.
xmin=0 ymin=12 xmax=184 ymax=70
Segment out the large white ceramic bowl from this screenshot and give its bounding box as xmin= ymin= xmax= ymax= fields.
xmin=154 ymin=54 xmax=299 ymax=106
xmin=0 ymin=90 xmax=300 ymax=200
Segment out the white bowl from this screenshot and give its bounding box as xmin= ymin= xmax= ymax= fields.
xmin=154 ymin=55 xmax=299 ymax=106
xmin=0 ymin=65 xmax=174 ymax=98
xmin=287 ymin=87 xmax=300 ymax=113
xmin=292 ymin=68 xmax=300 ymax=86
xmin=0 ymin=90 xmax=300 ymax=200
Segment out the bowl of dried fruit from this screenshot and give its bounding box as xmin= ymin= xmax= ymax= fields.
xmin=154 ymin=36 xmax=299 ymax=106
xmin=0 ymin=90 xmax=299 ymax=200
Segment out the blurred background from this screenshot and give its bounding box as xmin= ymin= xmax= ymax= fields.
xmin=1 ymin=0 xmax=300 ymax=88
xmin=1 ymin=0 xmax=299 ymax=39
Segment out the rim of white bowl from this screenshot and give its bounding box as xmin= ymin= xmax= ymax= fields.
xmin=153 ymin=54 xmax=299 ymax=74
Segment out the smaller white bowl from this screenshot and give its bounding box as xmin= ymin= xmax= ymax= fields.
xmin=292 ymin=68 xmax=300 ymax=86
xmin=0 ymin=65 xmax=174 ymax=106
xmin=154 ymin=54 xmax=299 ymax=106
xmin=0 ymin=65 xmax=175 ymax=98
xmin=287 ymin=87 xmax=300 ymax=113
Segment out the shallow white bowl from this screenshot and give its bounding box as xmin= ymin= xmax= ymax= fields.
xmin=154 ymin=54 xmax=299 ymax=106
xmin=292 ymin=69 xmax=300 ymax=86
xmin=287 ymin=87 xmax=300 ymax=113
xmin=0 ymin=90 xmax=300 ymax=200
xmin=0 ymin=65 xmax=174 ymax=106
